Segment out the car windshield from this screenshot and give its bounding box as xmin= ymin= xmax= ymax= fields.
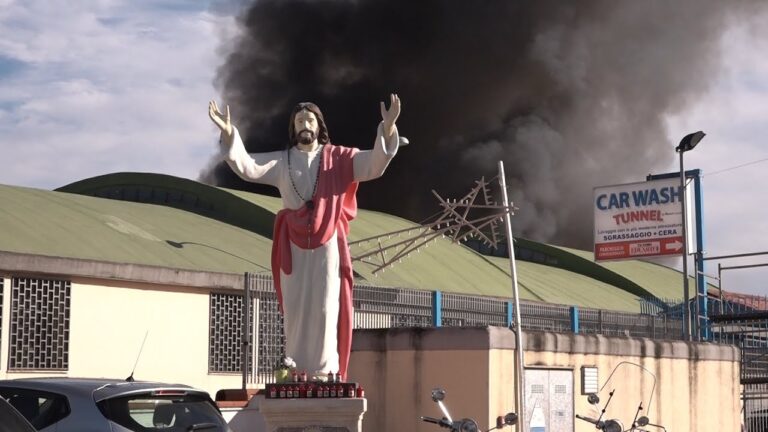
xmin=97 ymin=392 xmax=230 ymax=432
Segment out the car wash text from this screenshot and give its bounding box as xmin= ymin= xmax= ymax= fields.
xmin=596 ymin=186 xmax=681 ymax=226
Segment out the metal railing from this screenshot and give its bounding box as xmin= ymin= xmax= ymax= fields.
xmin=239 ymin=273 xmax=691 ymax=384
xmin=710 ymin=294 xmax=768 ymax=431
xmin=442 ymin=292 xmax=507 ymax=327
xmin=240 ymin=272 xmax=768 ymax=428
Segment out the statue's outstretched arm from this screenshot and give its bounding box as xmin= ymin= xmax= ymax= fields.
xmin=209 ymin=100 xmax=232 ymax=139
xmin=380 ymin=93 xmax=401 ymax=138
xmin=354 ymin=94 xmax=402 ymax=182
xmin=210 ymin=100 xmax=280 ymax=186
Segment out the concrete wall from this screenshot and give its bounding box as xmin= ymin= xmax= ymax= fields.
xmin=349 ymin=327 xmax=741 ymax=432
xmin=0 ymin=274 xmax=242 ymax=397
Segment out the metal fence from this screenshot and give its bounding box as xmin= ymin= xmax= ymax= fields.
xmin=238 ymin=273 xmax=767 ymax=428
xmin=353 ymin=283 xmax=432 ymax=329
xmin=745 ymin=383 xmax=768 ymax=432
xmin=442 ymin=292 xmax=507 ymax=327
xmin=711 ymin=301 xmax=768 ymax=432
xmin=520 ymin=302 xmax=572 ymax=332
xmin=240 ymin=273 xmax=688 ymax=385
xmin=580 ymin=308 xmax=684 ymax=339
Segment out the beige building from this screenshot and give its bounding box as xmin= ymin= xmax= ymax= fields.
xmin=351 ymin=327 xmax=741 ymax=432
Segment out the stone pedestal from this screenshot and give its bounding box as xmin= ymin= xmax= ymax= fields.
xmin=260 ymin=398 xmax=367 ymax=432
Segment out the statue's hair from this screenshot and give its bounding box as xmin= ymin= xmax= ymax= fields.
xmin=288 ymin=102 xmax=330 ymax=148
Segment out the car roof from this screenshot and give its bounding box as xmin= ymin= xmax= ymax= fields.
xmin=0 ymin=378 xmax=203 ymax=402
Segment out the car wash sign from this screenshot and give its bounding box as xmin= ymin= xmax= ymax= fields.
xmin=594 ymin=178 xmax=688 ymax=261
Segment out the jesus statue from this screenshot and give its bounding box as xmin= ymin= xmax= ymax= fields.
xmin=208 ymin=95 xmax=401 ymax=380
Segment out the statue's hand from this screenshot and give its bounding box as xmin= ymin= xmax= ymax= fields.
xmin=209 ymin=100 xmax=232 ymax=137
xmin=380 ymin=93 xmax=401 ymax=138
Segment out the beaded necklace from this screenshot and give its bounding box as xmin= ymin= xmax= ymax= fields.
xmin=287 ymin=145 xmax=322 ymax=210
xmin=287 ymin=145 xmax=323 ymax=248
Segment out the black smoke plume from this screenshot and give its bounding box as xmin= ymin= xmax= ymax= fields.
xmin=202 ymin=0 xmax=764 ymax=249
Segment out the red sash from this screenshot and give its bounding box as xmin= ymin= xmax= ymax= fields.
xmin=272 ymin=144 xmax=358 ymax=378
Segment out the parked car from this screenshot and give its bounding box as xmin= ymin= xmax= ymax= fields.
xmin=0 ymin=396 xmax=36 ymax=432
xmin=0 ymin=378 xmax=233 ymax=432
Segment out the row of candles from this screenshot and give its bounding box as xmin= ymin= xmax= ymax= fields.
xmin=269 ymin=383 xmax=364 ymax=399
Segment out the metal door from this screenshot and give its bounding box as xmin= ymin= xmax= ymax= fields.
xmin=524 ymin=369 xmax=574 ymax=432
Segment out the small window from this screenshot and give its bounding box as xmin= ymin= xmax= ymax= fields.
xmin=0 ymin=388 xmax=71 ymax=430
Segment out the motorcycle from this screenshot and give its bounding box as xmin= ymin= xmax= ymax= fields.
xmin=421 ymin=388 xmax=518 ymax=432
xmin=575 ymin=361 xmax=667 ymax=432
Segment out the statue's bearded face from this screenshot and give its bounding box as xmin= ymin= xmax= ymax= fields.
xmin=293 ymin=110 xmax=318 ymax=145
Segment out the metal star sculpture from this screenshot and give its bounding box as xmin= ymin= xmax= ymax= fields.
xmin=349 ymin=175 xmax=515 ymax=275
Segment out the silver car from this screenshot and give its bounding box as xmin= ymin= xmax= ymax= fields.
xmin=0 ymin=378 xmax=232 ymax=432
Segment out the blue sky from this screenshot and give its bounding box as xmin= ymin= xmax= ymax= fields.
xmin=0 ymin=1 xmax=766 ymax=296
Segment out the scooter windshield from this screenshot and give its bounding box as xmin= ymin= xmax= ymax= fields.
xmin=581 ymin=361 xmax=659 ymax=431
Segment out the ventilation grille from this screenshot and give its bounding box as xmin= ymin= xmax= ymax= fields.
xmin=209 ymin=292 xmax=250 ymax=373
xmin=9 ymin=277 xmax=70 ymax=370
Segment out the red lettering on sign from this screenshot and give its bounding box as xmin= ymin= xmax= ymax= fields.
xmin=611 ymin=210 xmax=663 ymax=225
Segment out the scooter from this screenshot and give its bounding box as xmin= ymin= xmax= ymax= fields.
xmin=575 ymin=361 xmax=667 ymax=432
xmin=421 ymin=388 xmax=518 ymax=432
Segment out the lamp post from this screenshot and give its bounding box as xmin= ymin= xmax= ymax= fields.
xmin=498 ymin=161 xmax=525 ymax=426
xmin=676 ymin=131 xmax=705 ymax=341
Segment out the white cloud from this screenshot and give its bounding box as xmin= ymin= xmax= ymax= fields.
xmin=0 ymin=0 xmax=233 ymax=188
xmin=664 ymin=9 xmax=768 ymax=296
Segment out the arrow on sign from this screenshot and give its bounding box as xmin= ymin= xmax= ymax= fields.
xmin=665 ymin=240 xmax=683 ymax=251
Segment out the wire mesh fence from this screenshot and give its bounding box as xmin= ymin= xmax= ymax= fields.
xmin=353 ymin=283 xmax=433 ymax=329
xmin=580 ymin=308 xmax=685 ymax=340
xmin=710 ymin=297 xmax=768 ymax=431
xmin=442 ymin=292 xmax=507 ymax=327
xmin=519 ymin=302 xmax=572 ymax=332
xmin=239 ymin=273 xmax=689 ymax=383
xmin=745 ymin=383 xmax=768 ymax=432
xmin=240 ymin=272 xmax=767 ymax=426
xmin=712 ymin=313 xmax=768 ymax=382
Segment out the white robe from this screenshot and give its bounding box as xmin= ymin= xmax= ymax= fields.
xmin=222 ymin=123 xmax=398 ymax=375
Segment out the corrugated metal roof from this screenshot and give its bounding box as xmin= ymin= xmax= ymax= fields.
xmin=54 ymin=173 xmax=530 ymax=297
xmin=553 ymin=245 xmax=695 ymax=301
xmin=0 ymin=172 xmax=695 ymax=312
xmin=0 ymin=184 xmax=272 ymax=275
xmin=485 ymin=257 xmax=645 ymax=312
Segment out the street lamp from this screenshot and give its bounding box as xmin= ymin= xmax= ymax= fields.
xmin=676 ymin=131 xmax=705 ymax=341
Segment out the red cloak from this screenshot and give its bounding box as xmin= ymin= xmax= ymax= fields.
xmin=271 ymin=144 xmax=359 ymax=379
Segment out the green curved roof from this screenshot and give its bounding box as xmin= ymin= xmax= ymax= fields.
xmin=54 ymin=173 xmax=523 ymax=297
xmin=0 ymin=172 xmax=695 ymax=312
xmin=552 ymin=245 xmax=696 ymax=301
xmin=347 ymin=211 xmax=538 ymax=298
xmin=0 ymin=183 xmax=272 ymax=275
xmin=57 ymin=172 xmax=277 ymax=237
xmin=506 ymin=238 xmax=698 ymax=302
xmin=485 ymin=257 xmax=645 ymax=312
